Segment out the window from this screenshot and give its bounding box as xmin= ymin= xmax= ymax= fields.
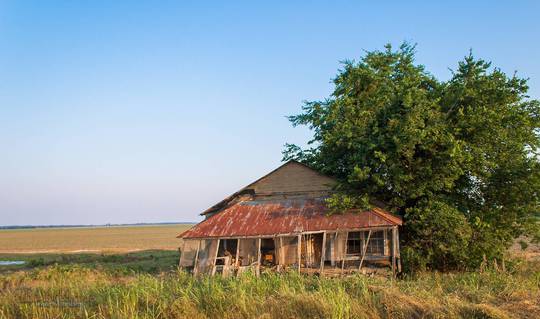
xmin=347 ymin=232 xmax=362 ymax=255
xmin=365 ymin=231 xmax=384 ymax=255
xmin=346 ymin=231 xmax=386 ymax=256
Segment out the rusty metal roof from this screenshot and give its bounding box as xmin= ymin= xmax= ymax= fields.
xmin=178 ymin=198 xmax=402 ymax=239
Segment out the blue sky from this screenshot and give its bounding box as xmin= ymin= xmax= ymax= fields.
xmin=1 ymin=1 xmax=539 ymax=225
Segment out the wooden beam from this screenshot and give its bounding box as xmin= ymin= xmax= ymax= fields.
xmin=358 ymin=230 xmax=372 ymax=272
xmin=341 ymin=231 xmax=348 ymax=275
xmin=320 ymin=231 xmax=326 ymax=275
xmin=361 ymin=231 xmax=365 ymax=258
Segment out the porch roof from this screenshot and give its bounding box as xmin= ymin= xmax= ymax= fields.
xmin=178 ymin=198 xmax=402 ymax=239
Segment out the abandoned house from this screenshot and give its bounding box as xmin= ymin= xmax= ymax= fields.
xmin=177 ymin=160 xmax=402 ymax=276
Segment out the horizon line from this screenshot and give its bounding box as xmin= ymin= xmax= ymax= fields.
xmin=0 ymin=221 xmax=197 ymax=230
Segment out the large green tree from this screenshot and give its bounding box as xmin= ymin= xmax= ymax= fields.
xmin=284 ymin=43 xmax=540 ymax=271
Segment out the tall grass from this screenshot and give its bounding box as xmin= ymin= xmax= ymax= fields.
xmin=1 ymin=260 xmax=539 ymax=319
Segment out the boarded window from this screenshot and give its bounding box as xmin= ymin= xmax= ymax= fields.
xmin=346 ymin=232 xmax=362 ymax=255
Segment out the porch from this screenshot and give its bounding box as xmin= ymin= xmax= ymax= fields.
xmin=179 ymin=226 xmax=401 ymax=277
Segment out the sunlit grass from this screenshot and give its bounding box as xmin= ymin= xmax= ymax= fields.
xmin=1 ymin=258 xmax=538 ymax=319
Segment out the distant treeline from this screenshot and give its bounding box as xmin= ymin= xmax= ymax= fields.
xmin=0 ymin=222 xmax=196 ymax=230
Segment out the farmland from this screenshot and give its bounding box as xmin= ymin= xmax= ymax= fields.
xmin=0 ymin=224 xmax=192 ymax=253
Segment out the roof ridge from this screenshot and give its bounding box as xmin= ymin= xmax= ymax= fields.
xmin=371 ymin=207 xmax=402 ymax=225
xmin=200 ymin=160 xmax=336 ymax=215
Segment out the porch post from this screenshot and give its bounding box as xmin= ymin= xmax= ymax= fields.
xmin=396 ymin=227 xmax=402 ymax=273
xmin=256 ymin=237 xmax=261 ymax=276
xmin=279 ymin=236 xmax=284 ymax=264
xmin=341 ymin=231 xmax=349 ymax=275
xmin=297 ymin=234 xmax=302 ymax=272
xmin=320 ymin=231 xmax=326 ymax=275
xmin=235 ymin=238 xmax=241 ymax=268
xmin=391 ymin=227 xmax=397 ymax=275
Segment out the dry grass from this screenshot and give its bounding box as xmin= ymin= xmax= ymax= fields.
xmin=0 ymin=259 xmax=538 ymax=319
xmin=0 ymin=224 xmax=192 ymax=253
xmin=1 ymin=226 xmax=538 ymax=318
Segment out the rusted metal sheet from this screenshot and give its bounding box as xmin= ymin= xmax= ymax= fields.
xmin=179 ymin=199 xmax=402 ymax=239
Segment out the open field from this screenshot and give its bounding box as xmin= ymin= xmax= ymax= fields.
xmin=0 ymin=224 xmax=193 ymax=253
xmin=0 ymin=226 xmax=538 ymax=318
xmin=0 ymin=255 xmax=538 ymax=319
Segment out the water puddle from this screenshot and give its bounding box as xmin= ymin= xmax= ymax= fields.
xmin=0 ymin=261 xmax=26 ymax=266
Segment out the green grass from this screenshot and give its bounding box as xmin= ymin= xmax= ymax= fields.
xmin=0 ymin=253 xmax=539 ymax=319
xmin=0 ymin=250 xmax=179 ymax=275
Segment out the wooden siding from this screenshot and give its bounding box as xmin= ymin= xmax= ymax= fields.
xmin=249 ymin=161 xmax=336 ymax=196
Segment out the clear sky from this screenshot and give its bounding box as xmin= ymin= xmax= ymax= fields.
xmin=1 ymin=1 xmax=539 ymax=226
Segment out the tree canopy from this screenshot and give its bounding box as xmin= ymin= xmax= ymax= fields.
xmin=284 ymin=43 xmax=540 ymax=270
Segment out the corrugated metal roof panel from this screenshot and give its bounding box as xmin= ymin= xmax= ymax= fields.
xmin=179 ymin=198 xmax=402 ymax=239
